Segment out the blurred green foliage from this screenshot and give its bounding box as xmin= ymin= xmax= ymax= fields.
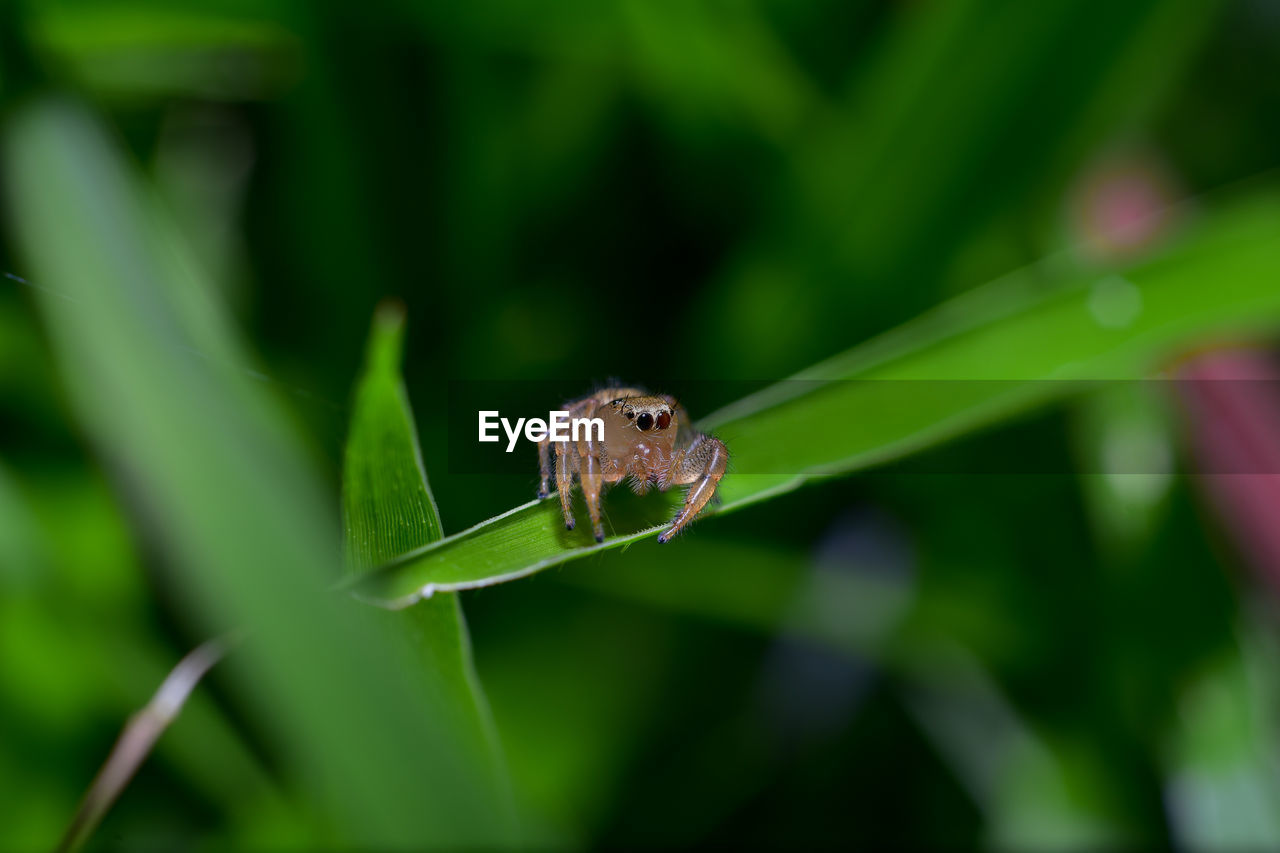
xmin=2 ymin=0 xmax=1280 ymax=849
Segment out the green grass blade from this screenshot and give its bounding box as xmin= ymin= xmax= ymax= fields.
xmin=350 ymin=192 xmax=1280 ymax=607
xmin=343 ymin=303 xmax=445 ymax=571
xmin=5 ymin=97 xmax=515 ymax=847
xmin=341 ymin=303 xmax=516 ymax=835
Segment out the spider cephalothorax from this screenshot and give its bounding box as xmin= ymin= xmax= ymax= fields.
xmin=537 ymin=387 xmax=728 ymax=543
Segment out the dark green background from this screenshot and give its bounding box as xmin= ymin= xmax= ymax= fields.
xmin=2 ymin=0 xmax=1279 ymax=848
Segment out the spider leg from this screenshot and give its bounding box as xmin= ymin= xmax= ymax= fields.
xmin=550 ymin=394 xmax=599 ymax=530
xmin=577 ymin=434 xmax=606 ymax=543
xmin=657 ymin=434 xmax=727 ymax=543
xmin=537 ymin=435 xmax=554 ymax=499
xmin=554 ymin=437 xmax=577 ymax=530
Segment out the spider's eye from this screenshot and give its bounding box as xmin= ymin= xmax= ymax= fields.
xmin=636 ymin=412 xmax=654 ymax=431
xmin=625 ymin=411 xmax=634 ymax=419
xmin=656 ymin=411 xmax=671 ymax=430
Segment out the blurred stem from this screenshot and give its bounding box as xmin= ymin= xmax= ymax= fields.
xmin=56 ymin=633 xmax=242 ymax=853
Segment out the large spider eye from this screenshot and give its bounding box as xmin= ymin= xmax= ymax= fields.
xmin=636 ymin=412 xmax=654 ymax=431
xmin=656 ymin=410 xmax=671 ymax=430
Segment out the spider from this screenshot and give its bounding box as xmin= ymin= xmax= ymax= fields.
xmin=537 ymin=387 xmax=728 ymax=544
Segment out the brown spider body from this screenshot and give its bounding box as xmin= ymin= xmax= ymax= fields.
xmin=537 ymin=387 xmax=728 ymax=543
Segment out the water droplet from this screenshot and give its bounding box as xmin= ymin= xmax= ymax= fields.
xmin=1088 ymin=275 xmax=1143 ymax=330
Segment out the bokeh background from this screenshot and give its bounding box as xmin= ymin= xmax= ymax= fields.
xmin=3 ymin=0 xmax=1280 ymax=849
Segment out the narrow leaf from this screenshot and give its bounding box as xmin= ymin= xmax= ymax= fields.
xmin=343 ymin=302 xmax=444 ymax=571
xmin=350 ymin=192 xmax=1280 ymax=607
xmin=341 ymin=302 xmax=515 ymax=834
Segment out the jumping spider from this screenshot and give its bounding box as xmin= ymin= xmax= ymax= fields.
xmin=537 ymin=387 xmax=728 ymax=544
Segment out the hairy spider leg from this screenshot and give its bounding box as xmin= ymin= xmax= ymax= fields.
xmin=549 ymin=394 xmax=603 ymax=532
xmin=577 ymin=429 xmax=607 ymax=542
xmin=553 ymin=438 xmax=576 ymax=530
xmin=537 ymin=435 xmax=554 ymax=499
xmin=551 ymin=395 xmax=598 ymax=530
xmin=657 ymin=433 xmax=728 ymax=543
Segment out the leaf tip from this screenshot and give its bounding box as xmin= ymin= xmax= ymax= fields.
xmin=374 ymin=297 xmax=407 ymax=330
xmin=364 ymin=299 xmax=408 ymax=368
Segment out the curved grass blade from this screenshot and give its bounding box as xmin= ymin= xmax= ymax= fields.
xmin=343 ymin=303 xmax=445 ymax=570
xmin=341 ymin=302 xmax=516 ymax=834
xmin=350 ymin=192 xmax=1280 ymax=607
